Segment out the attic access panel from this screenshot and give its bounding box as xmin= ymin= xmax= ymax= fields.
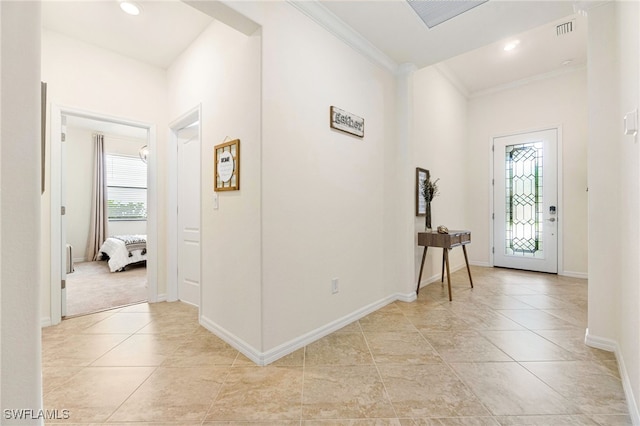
xmin=407 ymin=0 xmax=489 ymax=28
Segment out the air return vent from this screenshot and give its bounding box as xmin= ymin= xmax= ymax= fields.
xmin=407 ymin=0 xmax=488 ymax=29
xmin=556 ymin=20 xmax=574 ymax=36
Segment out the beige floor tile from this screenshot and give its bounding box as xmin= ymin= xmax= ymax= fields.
xmin=453 ymin=309 xmax=525 ymax=331
xmin=473 ymin=295 xmax=538 ymax=310
xmin=334 ymin=321 xmax=363 ymax=333
xmin=542 ymin=308 xmax=588 ymax=328
xmin=534 ymin=329 xmax=617 ymax=363
xmin=377 ymin=364 xmax=490 ymax=418
xmin=80 ymin=312 xmax=153 ymax=334
xmin=510 ymin=294 xmax=575 ymax=310
xmin=521 ymin=361 xmax=629 ymax=414
xmin=303 ymin=420 xmax=406 ymax=425
xmin=302 ymin=365 xmax=396 ymax=420
xmin=450 ymin=362 xmax=577 ymax=416
xmin=42 ymin=311 xmax=118 ymax=340
xmin=495 ymin=309 xmax=578 ymax=330
xmin=206 ymin=422 xmax=301 ymax=426
xmin=90 ymin=333 xmax=187 ymax=366
xmin=109 ymin=366 xmax=228 ymax=422
xmin=359 ymin=305 xmax=417 ymax=333
xmin=495 ymin=415 xmax=600 ymax=425
xmin=42 ymin=366 xmax=84 ymax=395
xmin=205 ymin=366 xmax=303 ymax=421
xmin=40 ymin=270 xmax=630 ymax=426
xmin=406 ymin=309 xmax=471 ymax=331
xmin=480 ymin=330 xmax=575 ymax=361
xmin=161 ymin=332 xmax=239 ymax=366
xmin=305 ymin=333 xmax=374 ymax=366
xmin=136 ymin=314 xmax=201 ymax=334
xmin=421 ymin=331 xmax=512 ymax=362
xmin=42 ymin=334 xmax=130 ymax=367
xmin=364 ymin=330 xmax=443 ymax=364
xmin=413 ymin=418 xmax=500 ymax=425
xmin=44 ymin=366 xmax=155 ymax=423
xmin=588 ymin=414 xmax=634 ymax=425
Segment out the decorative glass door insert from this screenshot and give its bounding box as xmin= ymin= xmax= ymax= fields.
xmin=493 ymin=128 xmax=557 ymax=273
xmin=504 ymin=141 xmax=544 ymax=258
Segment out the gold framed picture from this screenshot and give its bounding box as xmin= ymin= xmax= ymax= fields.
xmin=214 ymin=139 xmax=240 ymax=191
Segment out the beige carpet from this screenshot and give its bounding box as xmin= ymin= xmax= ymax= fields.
xmin=65 ymin=261 xmax=147 ymax=317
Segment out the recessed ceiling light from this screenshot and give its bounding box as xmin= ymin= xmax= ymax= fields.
xmin=119 ymin=1 xmax=141 ymax=16
xmin=503 ymin=40 xmax=520 ymax=52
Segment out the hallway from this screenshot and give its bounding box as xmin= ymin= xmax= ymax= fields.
xmin=41 ymin=266 xmax=631 ymax=424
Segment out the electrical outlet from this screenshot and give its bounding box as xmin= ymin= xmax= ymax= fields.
xmin=331 ymin=278 xmax=339 ymax=294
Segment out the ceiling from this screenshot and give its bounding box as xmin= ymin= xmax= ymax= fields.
xmin=41 ymin=0 xmax=213 ymax=69
xmin=42 ymin=0 xmax=588 ymax=97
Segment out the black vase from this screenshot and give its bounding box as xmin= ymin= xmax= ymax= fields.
xmin=425 ymin=200 xmax=432 ymax=231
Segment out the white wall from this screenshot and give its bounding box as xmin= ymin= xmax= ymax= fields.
xmin=258 ymin=3 xmax=398 ymax=352
xmin=587 ymin=2 xmax=640 ymax=421
xmin=41 ymin=30 xmax=167 ymax=318
xmin=0 ymin=1 xmax=42 ymax=420
xmin=167 ymin=20 xmax=262 ymax=350
xmin=467 ymin=68 xmax=588 ymax=276
xmin=65 ymin=127 xmax=147 ymax=262
xmin=411 ymin=66 xmax=470 ymax=285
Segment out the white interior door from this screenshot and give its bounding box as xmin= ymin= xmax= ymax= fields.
xmin=493 ymin=128 xmax=558 ymax=273
xmin=177 ymin=121 xmax=201 ymax=306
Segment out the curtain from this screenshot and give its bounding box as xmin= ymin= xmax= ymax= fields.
xmin=87 ymin=134 xmax=108 ymax=261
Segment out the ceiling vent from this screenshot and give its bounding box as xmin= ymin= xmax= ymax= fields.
xmin=407 ymin=0 xmax=489 ymax=29
xmin=556 ymin=20 xmax=574 ymax=36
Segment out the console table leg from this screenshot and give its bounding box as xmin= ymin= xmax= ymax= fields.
xmin=416 ymin=246 xmax=428 ymax=295
xmin=443 ymin=248 xmax=452 ymax=301
xmin=441 ymin=249 xmax=446 ymax=283
xmin=462 ymin=245 xmax=474 ymax=288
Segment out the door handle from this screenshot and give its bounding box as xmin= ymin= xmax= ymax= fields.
xmin=547 ymin=217 xmax=556 ymax=222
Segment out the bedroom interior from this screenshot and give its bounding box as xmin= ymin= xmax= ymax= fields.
xmin=63 ymin=115 xmax=149 ymax=317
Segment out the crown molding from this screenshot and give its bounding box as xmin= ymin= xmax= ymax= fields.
xmin=470 ymin=63 xmax=587 ymax=99
xmin=434 ymin=63 xmax=471 ymax=99
xmin=287 ymin=0 xmax=399 ymax=74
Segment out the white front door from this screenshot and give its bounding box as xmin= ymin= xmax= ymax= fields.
xmin=177 ymin=121 xmax=201 ymax=306
xmin=493 ymin=128 xmax=558 ymax=273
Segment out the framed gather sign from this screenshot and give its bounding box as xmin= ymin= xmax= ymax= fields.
xmin=330 ymin=106 xmax=364 ymax=138
xmin=214 ymin=138 xmax=240 ymax=191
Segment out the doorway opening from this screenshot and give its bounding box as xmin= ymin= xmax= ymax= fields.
xmin=50 ymin=106 xmax=158 ymax=323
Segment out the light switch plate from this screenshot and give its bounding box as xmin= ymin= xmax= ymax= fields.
xmin=624 ymin=109 xmax=638 ymax=136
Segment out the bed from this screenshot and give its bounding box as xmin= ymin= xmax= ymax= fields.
xmin=98 ymin=234 xmax=147 ymax=272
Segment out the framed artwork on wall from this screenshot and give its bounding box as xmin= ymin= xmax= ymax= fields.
xmin=214 ymin=138 xmax=240 ymax=191
xmin=416 ymin=167 xmax=429 ymax=216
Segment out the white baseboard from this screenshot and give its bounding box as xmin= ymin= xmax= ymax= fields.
xmin=200 ymin=291 xmax=415 ymax=366
xmin=585 ymin=329 xmax=639 ymax=424
xmin=41 ymin=317 xmax=52 ymax=328
xmin=560 ymin=270 xmax=588 ymax=279
xmin=73 ymin=257 xmax=87 ymax=263
xmin=199 ymin=315 xmax=264 ymax=365
xmin=155 ymin=293 xmax=167 ymax=303
xmin=469 ymin=261 xmax=491 ymax=267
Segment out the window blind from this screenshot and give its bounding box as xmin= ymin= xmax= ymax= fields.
xmin=106 ymin=154 xmax=147 ymax=220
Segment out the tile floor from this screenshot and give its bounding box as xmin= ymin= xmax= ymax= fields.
xmin=41 ymin=266 xmax=632 ymax=425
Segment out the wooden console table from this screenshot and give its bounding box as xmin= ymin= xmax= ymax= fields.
xmin=416 ymin=230 xmax=473 ymax=301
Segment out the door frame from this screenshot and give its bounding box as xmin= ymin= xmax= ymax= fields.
xmin=49 ymin=104 xmax=158 ymax=325
xmin=489 ymin=125 xmax=564 ymax=274
xmin=167 ymin=105 xmax=202 ymax=304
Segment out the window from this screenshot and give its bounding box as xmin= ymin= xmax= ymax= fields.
xmin=106 ymin=154 xmax=147 ymax=220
